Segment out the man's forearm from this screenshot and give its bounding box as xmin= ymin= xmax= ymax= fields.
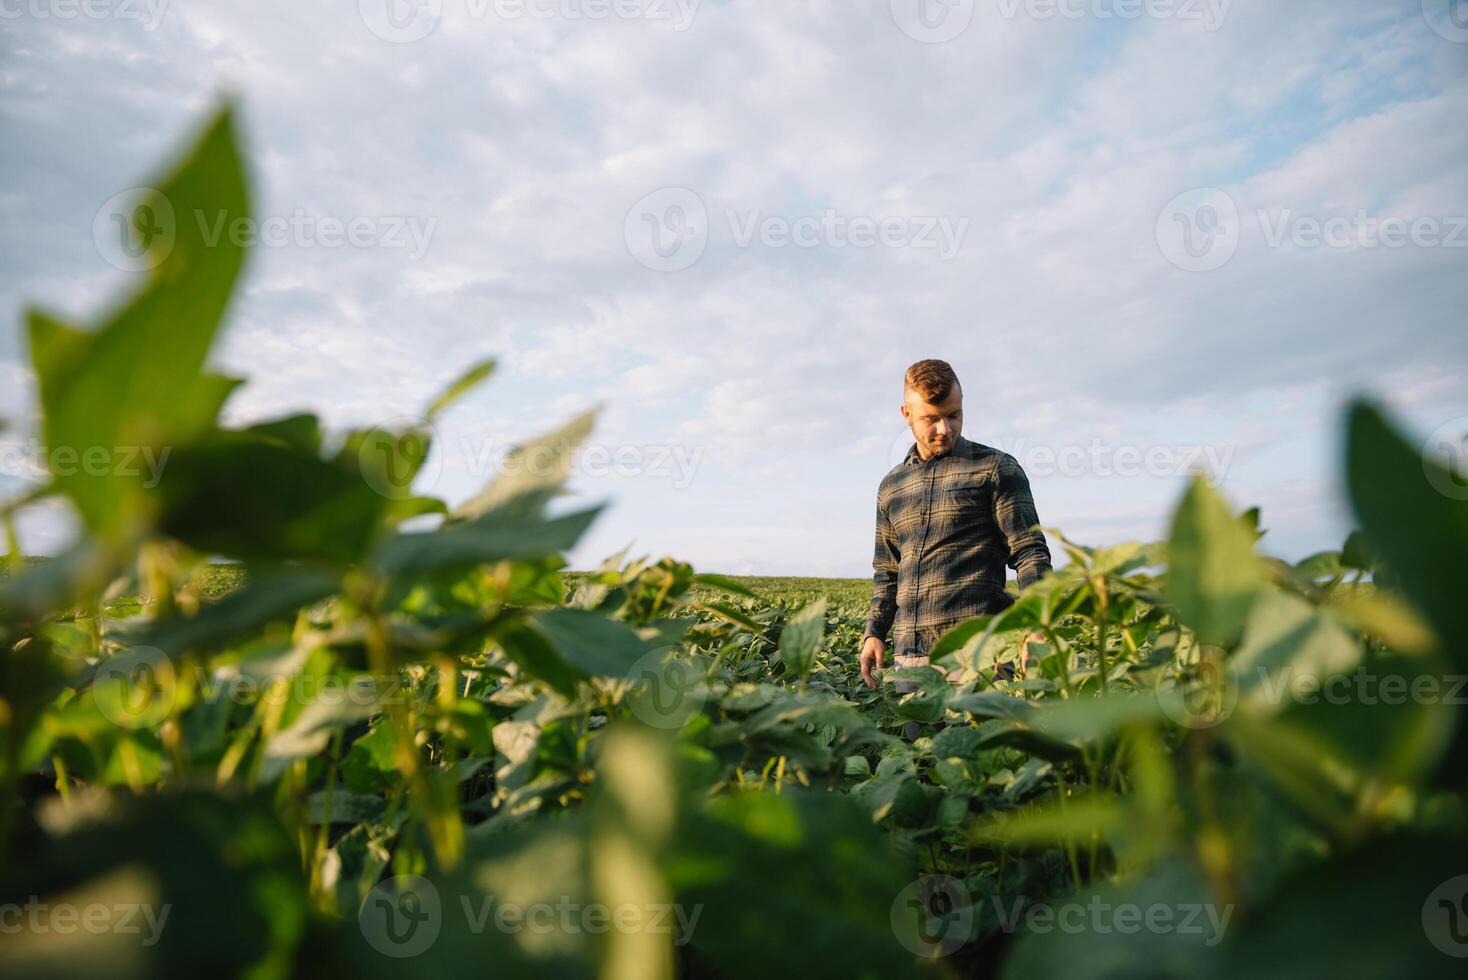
xmin=1014 ymin=545 xmax=1052 ymax=590
xmin=864 ymin=596 xmax=895 ymax=643
xmin=867 ymin=500 xmax=899 ymax=643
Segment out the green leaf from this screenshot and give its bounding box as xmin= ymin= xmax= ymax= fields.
xmin=777 ymin=597 xmax=826 ymax=678
xmin=970 ymin=793 xmax=1125 ymax=846
xmin=1221 ymin=834 xmax=1465 ymax=979
xmin=530 ymin=607 xmax=647 ymax=678
xmin=1091 ymin=540 xmax=1147 ymax=576
xmin=948 ymin=690 xmax=1036 ymax=723
xmin=27 ymin=105 xmax=250 ymax=537
xmin=426 ymin=357 xmax=496 ymax=420
xmin=1032 ymin=692 xmax=1169 ymax=743
xmin=928 ymin=616 xmax=992 ymax=660
xmin=122 ymin=567 xmax=338 ymax=659
xmin=156 ymin=434 xmax=388 ymax=563
xmin=243 ymin=413 xmax=322 ymax=453
xmin=1345 ymin=401 xmax=1467 ymax=667
xmin=374 ymin=503 xmax=602 ymax=574
xmin=694 ymin=600 xmax=766 ymax=636
xmin=492 ymin=618 xmax=584 ymax=699
xmin=1166 ymin=478 xmax=1264 ymax=646
xmin=1339 ymin=530 xmax=1376 ymax=572
xmin=453 ymin=410 xmax=597 ymax=521
xmin=691 ymin=572 xmax=757 ymax=598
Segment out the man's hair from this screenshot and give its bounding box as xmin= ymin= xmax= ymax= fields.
xmin=904 ymin=359 xmax=961 ymax=402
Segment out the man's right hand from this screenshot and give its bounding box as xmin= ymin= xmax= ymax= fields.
xmin=859 ymin=635 xmax=886 ymax=690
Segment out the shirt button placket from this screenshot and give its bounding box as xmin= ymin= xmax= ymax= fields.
xmin=912 ymin=458 xmax=937 ymax=655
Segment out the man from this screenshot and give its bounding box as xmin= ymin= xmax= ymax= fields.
xmin=860 ymin=359 xmax=1052 ymax=695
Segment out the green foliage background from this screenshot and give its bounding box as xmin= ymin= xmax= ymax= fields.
xmin=2 ymin=106 xmax=1465 ymax=980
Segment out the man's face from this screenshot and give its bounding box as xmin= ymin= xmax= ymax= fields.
xmin=901 ymin=385 xmax=963 ymax=459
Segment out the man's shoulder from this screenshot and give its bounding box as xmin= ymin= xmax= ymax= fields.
xmin=955 ymin=437 xmax=1016 ymax=472
xmin=877 ymin=461 xmax=912 ymax=496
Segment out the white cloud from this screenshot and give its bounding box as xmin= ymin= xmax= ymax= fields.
xmin=1 ymin=0 xmax=1464 ymax=575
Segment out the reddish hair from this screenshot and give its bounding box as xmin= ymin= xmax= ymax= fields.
xmin=904 ymin=359 xmax=960 ymax=402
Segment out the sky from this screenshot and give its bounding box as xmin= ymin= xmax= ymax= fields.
xmin=1 ymin=0 xmax=1466 ymax=578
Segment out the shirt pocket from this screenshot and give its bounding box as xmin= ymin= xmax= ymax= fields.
xmin=945 ymin=479 xmax=992 ymax=528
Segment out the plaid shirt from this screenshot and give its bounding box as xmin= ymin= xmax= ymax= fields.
xmin=864 ymin=434 xmax=1052 ymax=659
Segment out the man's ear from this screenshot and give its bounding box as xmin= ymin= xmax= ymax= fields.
xmin=900 ymin=402 xmax=910 ymax=422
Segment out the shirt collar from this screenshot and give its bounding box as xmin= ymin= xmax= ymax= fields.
xmin=903 ymin=434 xmax=968 ymax=466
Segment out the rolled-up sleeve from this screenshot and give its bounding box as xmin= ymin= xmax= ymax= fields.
xmin=993 ymin=454 xmax=1052 ymax=590
xmin=864 ymin=496 xmax=899 ymax=643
